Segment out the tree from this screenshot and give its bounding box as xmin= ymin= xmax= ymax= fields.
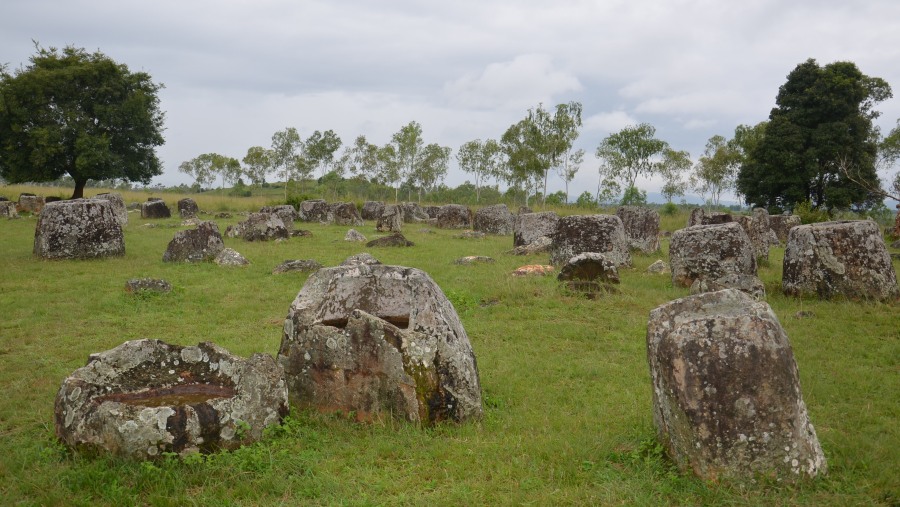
xmin=338 ymin=135 xmax=380 ymax=181
xmin=557 ymin=148 xmax=584 ymax=204
xmin=179 ymin=153 xmax=241 ymax=190
xmin=736 ymin=59 xmax=892 ymax=211
xmin=376 ymin=144 xmax=401 ymax=201
xmin=657 ymin=148 xmax=691 ymax=203
xmin=305 ymin=129 xmax=342 ymax=179
xmin=0 ymin=44 xmax=165 ymax=198
xmin=179 ymin=154 xmax=216 ymax=189
xmin=691 ymin=135 xmax=740 ymax=207
xmin=839 ymin=119 xmax=900 ymax=202
xmin=595 ymin=123 xmax=668 ymax=196
xmin=270 ymin=127 xmax=304 ymax=200
xmin=391 ymin=121 xmax=425 ymax=197
xmin=456 ymin=139 xmax=503 ymax=202
xmin=242 ymin=146 xmax=273 ymax=186
xmin=413 ymin=143 xmax=451 ymax=201
xmin=500 ymin=102 xmax=583 ymax=205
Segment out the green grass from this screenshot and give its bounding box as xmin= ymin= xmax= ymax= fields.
xmin=0 ymin=202 xmax=898 ymax=506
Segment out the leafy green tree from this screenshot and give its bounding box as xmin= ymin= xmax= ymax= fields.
xmin=179 ymin=153 xmax=241 ymax=190
xmin=691 ymin=135 xmax=740 ymax=207
xmin=242 ymin=146 xmax=273 ymax=186
xmin=595 ymin=123 xmax=668 ymax=198
xmin=413 ymin=143 xmax=451 ymax=201
xmin=557 ymin=148 xmax=584 ymax=204
xmin=305 ymin=129 xmax=342 ymax=179
xmin=657 ymin=148 xmax=691 ymax=203
xmin=270 ymin=127 xmax=305 ymax=200
xmin=575 ymin=190 xmax=596 ymax=208
xmin=456 ymin=138 xmax=503 ymax=202
xmin=736 ymin=59 xmax=892 ymax=211
xmin=337 ymin=135 xmax=380 ymax=181
xmin=179 ymin=154 xmax=216 ymax=189
xmin=0 ymin=45 xmax=165 ymax=198
xmin=392 ymin=121 xmax=424 ymax=193
xmin=376 ymin=144 xmax=401 ymax=201
xmin=500 ymin=102 xmax=583 ymax=205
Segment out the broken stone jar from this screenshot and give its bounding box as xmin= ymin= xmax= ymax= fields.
xmin=55 ymin=339 xmax=288 ymax=459
xmin=277 ymin=261 xmax=483 ymax=425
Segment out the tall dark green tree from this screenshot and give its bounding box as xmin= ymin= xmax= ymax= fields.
xmin=736 ymin=59 xmax=891 ymax=211
xmin=0 ymin=45 xmax=165 ymax=198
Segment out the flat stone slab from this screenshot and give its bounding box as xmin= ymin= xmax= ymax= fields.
xmin=125 ymin=278 xmax=172 ymax=294
xmin=272 ymin=259 xmax=323 ymax=274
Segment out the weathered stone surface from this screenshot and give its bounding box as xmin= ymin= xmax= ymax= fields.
xmin=647 ymin=260 xmax=669 ymax=274
xmin=701 ymin=212 xmax=734 ymax=225
xmin=95 ymin=193 xmax=128 ymax=226
xmin=770 ymin=215 xmax=802 ymax=244
xmin=273 ymin=259 xmax=323 ymax=274
xmin=1 ymin=200 xmax=19 ymax=218
xmin=361 ymin=201 xmax=384 ymax=221
xmin=616 ymin=206 xmax=660 ymax=254
xmin=423 ymin=205 xmax=441 ymax=219
xmin=214 ymin=248 xmax=250 ymax=267
xmin=735 ymin=215 xmax=752 ymax=236
xmin=277 ymin=263 xmax=483 ymax=424
xmin=163 ymin=221 xmax=225 ymax=262
xmin=749 ymin=208 xmax=771 ymax=262
xmin=17 ymin=193 xmax=44 ymax=214
xmin=344 ymin=229 xmax=367 ymax=242
xmin=473 ymin=204 xmax=514 ymax=235
xmin=513 ymin=211 xmax=559 ymax=247
xmin=340 ymin=253 xmax=382 ymax=267
xmin=436 ymin=204 xmax=472 ymax=229
xmin=55 ymin=339 xmax=289 ymax=459
xmin=669 ymin=223 xmax=756 ymax=288
xmin=328 ymin=202 xmax=364 ymax=226
xmin=512 ymin=264 xmax=554 ymax=276
xmin=125 ymin=278 xmax=172 ymax=294
xmin=647 ymin=289 xmax=827 ymax=481
xmin=141 ymin=199 xmax=171 ymax=219
xmin=376 ymin=204 xmax=403 ymax=233
xmin=34 ymin=199 xmax=125 ymax=259
xmin=367 ymin=232 xmax=414 ymax=247
xmin=181 ymin=218 xmax=202 ymax=227
xmin=507 ymin=236 xmax=552 ymax=256
xmin=214 ymin=212 xmax=233 ymax=219
xmin=455 ymin=230 xmax=485 ymax=239
xmin=291 ymin=229 xmax=313 ymax=237
xmin=518 ymin=206 xmax=533 ymax=215
xmin=260 ymin=205 xmax=296 ymax=230
xmin=690 ymin=273 xmax=766 ymax=299
xmin=178 ymin=198 xmax=200 ymax=219
xmin=225 ymin=213 xmax=289 ymax=241
xmin=893 ymin=209 xmax=900 ymax=238
xmin=687 ymin=208 xmax=706 ymax=227
xmin=557 ymin=252 xmax=620 ymax=284
xmin=454 ymin=256 xmax=495 ymax=265
xmin=782 ymin=220 xmax=899 ymax=301
xmin=297 ymin=199 xmax=329 ymax=222
xmin=549 ymin=214 xmax=631 ymax=267
xmin=400 ymin=202 xmax=429 ymax=223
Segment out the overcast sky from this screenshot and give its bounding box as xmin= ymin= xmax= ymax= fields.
xmin=3 ymin=0 xmax=900 ymax=203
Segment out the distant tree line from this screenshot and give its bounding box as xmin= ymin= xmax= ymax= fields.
xmin=2 ymin=45 xmax=898 ymax=214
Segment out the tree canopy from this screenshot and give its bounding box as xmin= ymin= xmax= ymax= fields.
xmin=736 ymin=59 xmax=892 ymax=211
xmin=0 ymin=45 xmax=165 ymax=198
xmin=595 ymin=123 xmax=669 ymax=193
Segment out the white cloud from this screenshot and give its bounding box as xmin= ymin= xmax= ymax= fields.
xmin=583 ymin=111 xmax=640 ymax=134
xmin=443 ymin=54 xmax=582 ymax=110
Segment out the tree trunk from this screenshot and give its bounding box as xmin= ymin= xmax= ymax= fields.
xmin=71 ymin=178 xmax=87 ymax=199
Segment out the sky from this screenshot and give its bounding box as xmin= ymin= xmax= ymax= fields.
xmin=2 ymin=0 xmax=900 ymax=204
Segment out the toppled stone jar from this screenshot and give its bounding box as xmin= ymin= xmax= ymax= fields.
xmin=277 ymin=261 xmax=483 ymax=425
xmin=55 ymin=339 xmax=288 ymax=459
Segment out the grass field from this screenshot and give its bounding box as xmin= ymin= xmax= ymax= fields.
xmin=0 ymin=188 xmax=897 ymax=506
